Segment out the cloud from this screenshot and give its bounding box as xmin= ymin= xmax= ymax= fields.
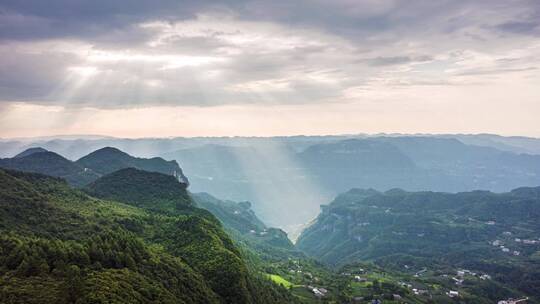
xmin=364 ymin=55 xmax=434 ymax=66
xmin=0 ymin=0 xmax=539 ymax=118
xmin=496 ymin=21 xmax=540 ymax=35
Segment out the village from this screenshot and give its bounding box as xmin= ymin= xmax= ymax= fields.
xmin=489 ymin=230 xmax=540 ymax=256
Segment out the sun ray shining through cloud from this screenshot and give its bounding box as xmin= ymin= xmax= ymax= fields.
xmin=0 ymin=0 xmax=539 ymax=136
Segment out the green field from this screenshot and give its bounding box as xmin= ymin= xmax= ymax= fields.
xmin=266 ymin=274 xmax=294 ymax=288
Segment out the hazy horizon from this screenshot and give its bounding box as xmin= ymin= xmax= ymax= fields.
xmin=2 ymin=131 xmax=540 ymax=141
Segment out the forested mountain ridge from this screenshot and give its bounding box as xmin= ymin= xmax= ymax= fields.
xmin=3 ymin=135 xmax=540 ymax=230
xmin=191 ymin=192 xmax=301 ymax=262
xmin=76 ymin=147 xmax=188 ymax=184
xmin=297 ymin=187 xmax=540 ymax=302
xmin=85 ymin=168 xmax=192 ymax=213
xmin=13 ymin=147 xmax=49 ymax=158
xmin=0 ymin=169 xmax=297 ymax=304
xmin=0 ymin=147 xmax=188 ymax=188
xmin=0 ymin=151 xmax=99 ymax=187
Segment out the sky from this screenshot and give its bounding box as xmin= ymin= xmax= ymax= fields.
xmin=1 ymin=0 xmax=539 ymax=138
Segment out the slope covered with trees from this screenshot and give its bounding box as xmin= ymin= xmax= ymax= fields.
xmin=0 ymin=169 xmax=297 ymax=304
xmin=76 ymin=147 xmax=188 ymax=184
xmin=192 ymin=192 xmax=301 ymax=262
xmin=297 ymin=187 xmax=540 ymax=302
xmin=13 ymin=147 xmax=49 ymax=158
xmin=0 ymin=151 xmax=99 ymax=187
xmin=85 ymin=168 xmax=192 ymax=213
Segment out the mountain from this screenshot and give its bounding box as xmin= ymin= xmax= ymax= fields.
xmin=193 ymin=192 xmax=265 ymax=234
xmin=14 ymin=147 xmax=49 ymax=158
xmin=299 ymin=139 xmax=416 ymax=170
xmin=0 ymin=151 xmax=99 ymax=187
xmin=0 ymin=146 xmax=190 ymax=188
xmin=297 ymin=187 xmax=540 ymax=302
xmin=4 ymin=135 xmax=540 ymax=232
xmin=85 ymin=168 xmax=191 ymax=213
xmin=297 ymin=137 xmax=540 ymax=194
xmin=0 ymin=168 xmax=297 ymax=304
xmin=377 ymin=136 xmax=540 ymax=191
xmin=441 ymin=134 xmax=540 ymax=155
xmin=161 ymin=144 xmax=261 ymax=200
xmin=161 ymin=137 xmax=540 ymax=229
xmin=192 ymin=192 xmax=300 ymax=261
xmin=77 ymin=147 xmax=188 ymax=184
xmin=296 ymin=139 xmax=421 ymax=194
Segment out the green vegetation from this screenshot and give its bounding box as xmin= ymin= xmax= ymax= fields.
xmin=193 ymin=192 xmax=266 ymax=233
xmin=13 ymin=147 xmax=49 ymax=158
xmin=85 ymin=168 xmax=192 ymax=213
xmin=192 ymin=192 xmax=301 ymax=262
xmin=3 ymin=144 xmax=540 ymax=304
xmin=76 ymin=147 xmax=188 ymax=183
xmin=0 ymin=169 xmax=297 ymax=304
xmin=0 ymin=146 xmax=188 ymax=188
xmin=297 ymin=187 xmax=540 ymax=303
xmin=266 ymin=274 xmax=294 ymax=288
xmin=0 ymin=151 xmax=99 ymax=187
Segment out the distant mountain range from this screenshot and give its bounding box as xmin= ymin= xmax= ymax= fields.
xmin=0 ymin=149 xmax=100 ymax=187
xmin=1 ymin=134 xmax=540 ymax=230
xmin=160 ymin=136 xmax=540 ymax=228
xmin=0 ymin=146 xmax=188 ymax=187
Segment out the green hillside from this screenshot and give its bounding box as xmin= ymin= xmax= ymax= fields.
xmin=85 ymin=168 xmax=192 ymax=213
xmin=76 ymin=147 xmax=188 ymax=184
xmin=297 ymin=187 xmax=540 ymax=302
xmin=0 ymin=169 xmax=297 ymax=304
xmin=0 ymin=147 xmax=189 ymax=188
xmin=13 ymin=147 xmax=49 ymax=158
xmin=192 ymin=192 xmax=302 ymax=262
xmin=0 ymin=151 xmax=99 ymax=187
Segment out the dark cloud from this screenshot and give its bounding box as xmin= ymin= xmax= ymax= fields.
xmin=0 ymin=0 xmax=539 ymax=110
xmin=0 ymin=0 xmax=528 ymax=42
xmin=365 ymin=55 xmax=433 ymax=66
xmin=0 ymin=0 xmax=196 ymax=40
xmin=496 ymin=21 xmax=540 ymax=35
xmin=0 ymin=49 xmax=79 ymax=100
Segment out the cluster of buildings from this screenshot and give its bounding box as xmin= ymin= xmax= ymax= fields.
xmin=352 ymin=298 xmax=382 ymax=304
xmin=397 ymin=281 xmax=429 ymax=297
xmin=354 ymin=275 xmax=367 ymax=282
xmin=248 ymin=228 xmax=268 ymax=236
xmin=451 ymin=269 xmax=491 ymax=284
xmin=500 ymin=231 xmax=539 ymax=245
xmin=491 ymin=240 xmax=521 ymax=255
xmin=447 ymin=290 xmax=459 ymax=298
xmin=412 ymin=288 xmax=429 ymax=296
xmin=497 ymin=297 xmax=529 ymax=304
xmin=488 ymin=230 xmax=540 ymax=259
xmin=517 ymin=238 xmax=539 ymax=245
xmin=307 ymin=285 xmax=328 ymax=298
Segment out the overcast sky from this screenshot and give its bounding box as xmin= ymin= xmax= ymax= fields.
xmin=1 ymin=0 xmax=539 ymax=138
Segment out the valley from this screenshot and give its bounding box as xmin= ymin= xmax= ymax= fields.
xmin=1 ymin=136 xmax=540 ymax=303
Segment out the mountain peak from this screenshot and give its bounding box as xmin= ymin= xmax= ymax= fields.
xmin=84 ymin=146 xmax=131 ymax=158
xmin=0 ymin=150 xmax=99 ymax=187
xmin=14 ymin=147 xmax=49 ymax=158
xmin=77 ymin=147 xmax=189 ymax=185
